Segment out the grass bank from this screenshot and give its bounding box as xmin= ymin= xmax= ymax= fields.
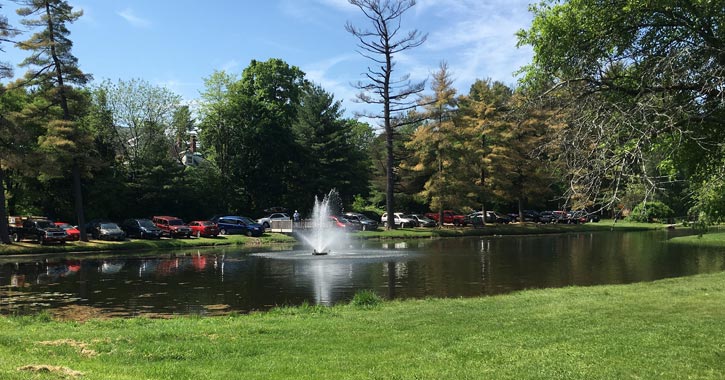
xmin=669 ymin=228 xmax=725 ymax=248
xmin=1 ymin=272 xmax=723 ymax=379
xmin=0 ymin=220 xmax=675 ymax=256
xmin=0 ymin=233 xmax=296 ymax=256
xmin=354 ymin=219 xmax=672 ymax=239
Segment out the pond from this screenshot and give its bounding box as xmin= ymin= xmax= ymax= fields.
xmin=1 ymin=230 xmax=723 ymax=317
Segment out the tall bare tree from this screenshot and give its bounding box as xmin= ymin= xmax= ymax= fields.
xmin=346 ymin=0 xmax=426 ymax=230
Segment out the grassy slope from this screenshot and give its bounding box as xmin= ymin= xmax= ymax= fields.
xmin=669 ymin=229 xmax=725 ymax=248
xmin=1 ymin=272 xmax=723 ymax=379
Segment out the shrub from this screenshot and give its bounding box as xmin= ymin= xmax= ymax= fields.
xmin=628 ymin=201 xmax=674 ymax=223
xmin=349 ymin=290 xmax=383 ymax=308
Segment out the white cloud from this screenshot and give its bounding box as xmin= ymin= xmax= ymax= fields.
xmin=314 ymin=0 xmax=355 ymax=12
xmin=219 ymin=60 xmax=240 ymax=73
xmin=117 ymin=8 xmax=151 ymax=28
xmin=421 ymin=0 xmax=534 ymax=87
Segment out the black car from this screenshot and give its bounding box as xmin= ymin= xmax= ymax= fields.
xmin=343 ymin=212 xmax=379 ymax=231
xmin=122 ymin=218 xmax=164 ymax=239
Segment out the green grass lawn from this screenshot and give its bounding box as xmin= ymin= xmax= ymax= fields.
xmin=1 ymin=272 xmax=723 ymax=379
xmin=669 ymin=229 xmax=725 ymax=247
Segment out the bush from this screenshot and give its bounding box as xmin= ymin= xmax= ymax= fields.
xmin=349 ymin=290 xmax=383 ymax=308
xmin=628 ymin=201 xmax=674 ymax=223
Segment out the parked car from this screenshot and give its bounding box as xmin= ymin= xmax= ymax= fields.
xmin=464 ymin=211 xmax=511 ymax=225
xmin=54 ymin=222 xmax=80 ymax=241
xmin=152 ymin=216 xmax=192 ymax=238
xmin=424 ymin=210 xmax=467 ymax=226
xmin=211 ymin=216 xmax=265 ymax=237
xmin=570 ymin=210 xmax=600 ymax=223
xmin=381 ymin=212 xmax=417 ymax=228
xmin=521 ymin=210 xmax=541 ymax=223
xmin=188 ymin=220 xmax=219 ymax=238
xmin=10 ymin=218 xmax=67 ymax=244
xmin=343 ymin=212 xmax=379 ymax=231
xmin=91 ymin=222 xmax=126 ymax=241
xmin=329 ymin=215 xmax=358 ymax=231
xmin=256 ymin=213 xmax=290 ymax=229
xmin=121 ymin=218 xmax=163 ymax=239
xmin=409 ymin=214 xmax=437 ymax=227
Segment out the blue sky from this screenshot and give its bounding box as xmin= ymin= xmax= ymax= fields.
xmin=2 ymin=0 xmax=535 ymax=121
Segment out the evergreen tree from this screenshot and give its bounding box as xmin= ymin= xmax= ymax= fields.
xmin=15 ymin=0 xmax=92 ymax=240
xmin=293 ymin=84 xmax=372 ymax=206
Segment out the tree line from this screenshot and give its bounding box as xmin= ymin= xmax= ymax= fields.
xmin=1 ymin=0 xmax=723 ymax=244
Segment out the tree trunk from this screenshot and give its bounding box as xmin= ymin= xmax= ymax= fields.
xmin=0 ymin=167 xmax=10 ymax=244
xmin=518 ymin=198 xmax=524 ymax=224
xmin=385 ymin=128 xmax=395 ymax=230
xmin=72 ymin=162 xmax=87 ymax=242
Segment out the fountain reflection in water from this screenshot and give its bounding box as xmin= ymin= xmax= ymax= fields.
xmin=295 ymin=189 xmax=348 ymax=255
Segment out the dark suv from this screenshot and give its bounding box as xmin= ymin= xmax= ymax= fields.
xmin=211 ymin=216 xmax=265 ymax=237
xmin=122 ymin=218 xmax=164 ymax=239
xmin=152 ymin=216 xmax=192 ymax=238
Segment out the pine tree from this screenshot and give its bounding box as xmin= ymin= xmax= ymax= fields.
xmin=16 ymin=0 xmax=92 ymax=240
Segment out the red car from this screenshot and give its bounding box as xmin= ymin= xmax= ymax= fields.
xmin=54 ymin=222 xmax=80 ymax=241
xmin=188 ymin=220 xmax=219 ymax=238
xmin=329 ymin=216 xmax=358 ymax=231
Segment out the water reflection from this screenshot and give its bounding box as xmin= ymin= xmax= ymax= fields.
xmin=0 ymin=230 xmax=723 ymax=317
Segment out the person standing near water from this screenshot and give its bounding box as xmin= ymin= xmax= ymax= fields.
xmin=293 ymin=210 xmax=300 ymax=224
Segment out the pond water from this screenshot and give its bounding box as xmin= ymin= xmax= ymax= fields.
xmin=1 ymin=230 xmax=723 ymax=317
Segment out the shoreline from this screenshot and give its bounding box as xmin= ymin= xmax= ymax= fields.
xmin=0 ymin=220 xmax=711 ymax=257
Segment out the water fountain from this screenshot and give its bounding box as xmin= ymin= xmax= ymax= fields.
xmin=296 ymin=189 xmax=348 ymax=255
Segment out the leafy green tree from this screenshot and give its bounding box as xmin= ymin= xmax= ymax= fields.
xmin=15 ymin=0 xmax=92 ymax=240
xmin=346 ymin=0 xmax=427 ymax=229
xmin=517 ymin=0 xmax=725 ymax=218
xmin=199 ymin=70 xmax=237 ymax=211
xmin=171 ymin=105 xmax=195 ymax=156
xmin=97 ymin=78 xmax=182 ymax=177
xmin=199 ymin=59 xmax=305 ymax=213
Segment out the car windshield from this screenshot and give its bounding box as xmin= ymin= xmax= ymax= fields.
xmin=139 ymin=220 xmax=155 ymax=228
xmin=168 ymin=219 xmax=184 ymax=226
xmin=100 ymin=223 xmax=117 ymax=229
xmin=36 ymin=221 xmax=53 ymax=228
xmin=239 ymin=217 xmax=255 ymax=224
xmin=201 ymin=221 xmax=215 ymax=226
xmin=56 ymin=223 xmax=72 ymax=229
